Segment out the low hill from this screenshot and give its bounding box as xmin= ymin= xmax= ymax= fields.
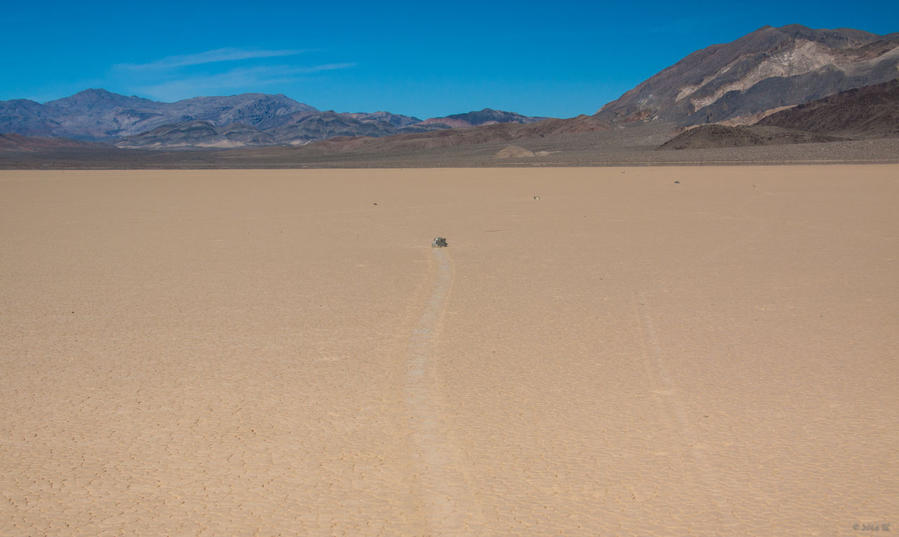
xmin=495 ymin=145 xmax=536 ymax=158
xmin=420 ymin=109 xmax=543 ymax=129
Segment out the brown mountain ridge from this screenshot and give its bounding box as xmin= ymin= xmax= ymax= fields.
xmin=660 ymin=78 xmax=899 ymax=149
xmin=597 ymin=24 xmax=899 ymax=127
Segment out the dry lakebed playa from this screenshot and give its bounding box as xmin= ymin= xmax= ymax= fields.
xmin=1 ymin=166 xmax=897 ymax=536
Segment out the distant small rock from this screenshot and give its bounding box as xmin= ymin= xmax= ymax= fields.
xmin=674 ymin=180 xmax=680 ymax=184
xmin=432 ymin=237 xmax=448 ymax=248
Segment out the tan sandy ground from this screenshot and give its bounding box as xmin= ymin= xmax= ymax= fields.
xmin=1 ymin=167 xmax=897 ymax=536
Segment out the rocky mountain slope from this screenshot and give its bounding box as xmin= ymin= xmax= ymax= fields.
xmin=597 ymin=24 xmax=899 ymax=126
xmin=659 ymin=79 xmax=899 ymax=149
xmin=0 ymin=90 xmax=544 ymax=149
xmin=118 ymin=121 xmax=276 ymax=149
xmin=756 ymin=78 xmax=899 ymax=137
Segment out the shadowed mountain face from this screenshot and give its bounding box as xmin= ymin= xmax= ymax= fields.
xmin=342 ymin=111 xmax=423 ymax=128
xmin=0 ymin=90 xmax=545 ymax=149
xmin=659 ymin=79 xmax=899 ymax=149
xmin=117 ymin=121 xmax=277 ymax=149
xmin=756 ymin=78 xmax=899 ymax=137
xmin=597 ymin=24 xmax=899 ymax=126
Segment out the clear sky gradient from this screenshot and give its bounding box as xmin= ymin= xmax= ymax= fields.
xmin=2 ymin=0 xmax=897 ymax=118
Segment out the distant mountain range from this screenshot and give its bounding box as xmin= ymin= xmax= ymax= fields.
xmin=0 ymin=91 xmax=314 ymax=141
xmin=0 ymin=89 xmax=545 ymax=149
xmin=1 ymin=24 xmax=896 ymax=156
xmin=300 ymin=24 xmax=899 ymax=155
xmin=597 ymin=24 xmax=899 ymax=127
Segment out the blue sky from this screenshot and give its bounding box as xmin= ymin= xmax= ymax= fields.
xmin=1 ymin=1 xmax=897 ymax=118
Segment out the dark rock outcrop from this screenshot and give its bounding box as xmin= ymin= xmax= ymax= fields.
xmin=659 ymin=79 xmax=899 ymax=149
xmin=756 ymin=78 xmax=899 ymax=137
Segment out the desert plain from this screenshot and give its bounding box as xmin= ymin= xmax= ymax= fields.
xmin=1 ymin=166 xmax=897 ymax=536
